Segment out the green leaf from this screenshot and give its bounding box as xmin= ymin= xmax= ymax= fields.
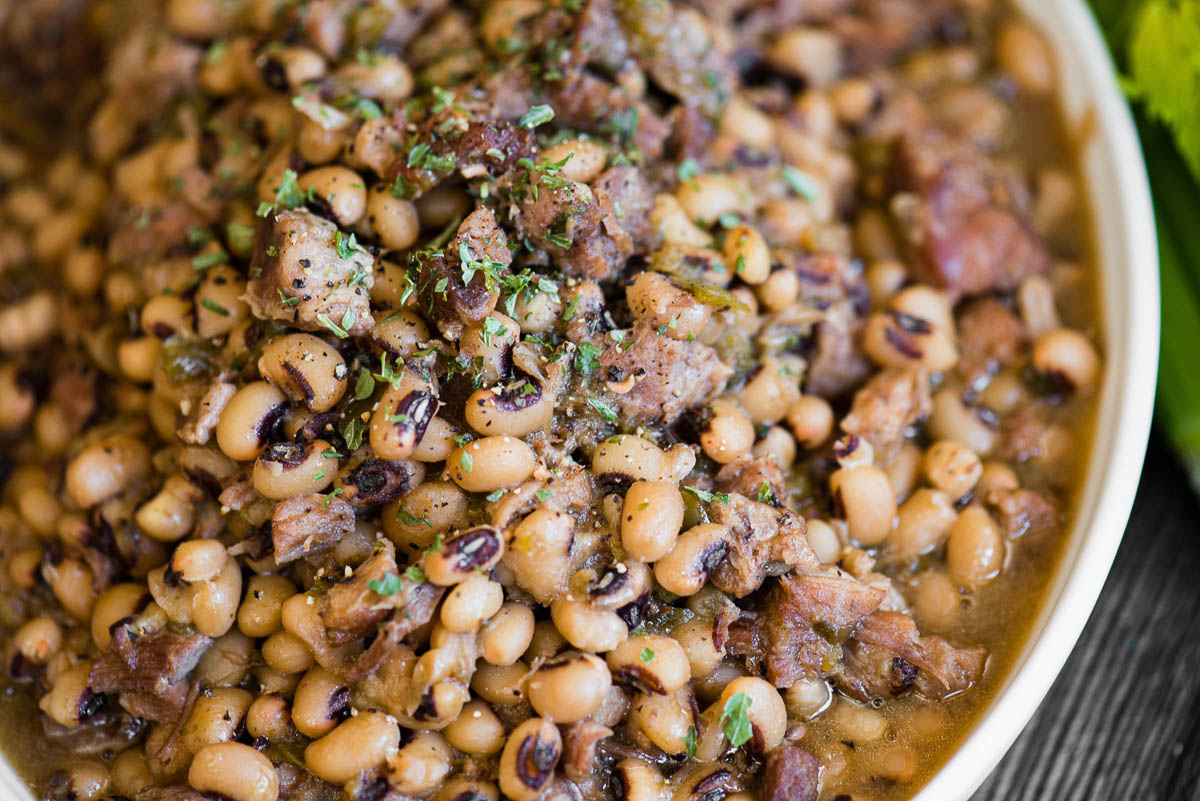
xmin=192 ymin=251 xmax=229 ymax=271
xmin=226 ymin=221 xmax=256 ymax=252
xmin=199 ymin=298 xmax=230 ymax=316
xmin=677 ymin=157 xmax=698 ymax=182
xmin=587 ymin=397 xmax=618 ymax=421
xmin=403 ymin=564 xmax=426 ymax=585
xmin=781 ymin=165 xmax=819 ymax=201
xmin=354 ymin=369 xmax=376 ymax=400
xmin=639 ymin=647 xmax=655 ymax=664
xmin=460 ymin=451 xmax=474 ymax=473
xmin=519 ymin=104 xmax=555 ymax=129
xmin=318 ymin=313 xmax=349 ymax=339
xmin=368 ymin=573 xmax=404 ymax=596
xmin=683 ymin=725 xmax=698 ymax=758
xmin=719 ymin=692 xmax=754 ymax=748
xmin=682 ymin=485 xmax=731 ymax=505
xmin=342 ymin=417 xmax=366 ymax=450
xmin=395 ymin=506 xmax=432 ymax=527
xmin=534 ymin=488 xmax=553 ymax=502
xmin=573 ymin=341 xmax=602 ymax=376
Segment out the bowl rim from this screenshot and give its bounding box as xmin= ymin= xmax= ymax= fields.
xmin=914 ymin=1 xmax=1160 ymax=799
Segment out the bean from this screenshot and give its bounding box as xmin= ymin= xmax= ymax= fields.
xmin=786 ymin=395 xmax=834 ymax=449
xmin=479 ymin=602 xmax=536 ymax=666
xmin=246 ymin=695 xmax=294 ymax=742
xmin=738 ymin=360 xmax=802 ymax=424
xmin=299 ymin=166 xmax=366 ymax=226
xmin=262 ymin=630 xmax=316 ymax=675
xmin=976 ymin=461 xmax=1019 ymax=497
xmin=385 ymin=731 xmax=451 ymax=795
xmin=471 ymin=661 xmax=529 ymax=707
xmin=888 ymin=488 xmax=957 ymax=560
xmin=188 ymin=742 xmax=279 ymax=801
xmin=628 ymin=689 xmax=695 ymax=756
xmin=440 ymin=574 xmax=504 ymax=632
xmin=652 ymin=194 xmax=712 ymax=247
xmin=700 ymin=399 xmax=755 ymax=464
xmin=923 ymin=440 xmax=983 ymax=500
xmin=292 ymin=667 xmax=348 ymax=738
xmin=549 ymin=596 xmax=628 ymax=653
xmin=194 ymin=266 xmax=249 ymax=339
xmin=425 ymin=525 xmax=505 ymax=585
xmin=38 ymin=661 xmax=93 ymax=727
xmin=829 ymin=465 xmax=896 ymax=546
xmin=927 ymin=389 xmax=995 ymax=455
xmin=719 ymin=675 xmax=787 ymax=751
xmin=591 ymin=435 xmax=669 ymax=483
xmin=621 ymin=481 xmax=685 ymax=563
xmin=1032 ymin=328 xmax=1100 ymax=395
xmin=946 ymin=505 xmax=1005 ymax=588
xmin=367 ymin=185 xmax=420 ymax=250
xmin=751 ymin=426 xmax=797 ymax=469
xmin=805 ymin=519 xmax=842 ymax=564
xmin=238 ymin=574 xmax=298 ymax=638
xmin=193 ymin=558 xmax=243 ymax=637
xmin=723 ymin=225 xmax=770 ymax=284
xmin=446 ymin=435 xmax=536 ymax=493
xmin=13 ymin=616 xmax=62 ymax=665
xmin=626 ymin=272 xmax=713 ymax=341
xmin=334 ymin=54 xmax=414 ymax=102
xmin=135 ymin=475 xmax=204 ymax=542
xmin=498 ymin=718 xmax=561 ymax=801
xmin=608 ymin=634 xmax=690 ymax=695
xmin=65 ymin=434 xmax=151 ymax=508
xmin=465 ymin=380 xmax=554 ymax=437
xmin=296 ymin=118 xmax=348 ymax=164
xmin=769 ymin=27 xmax=843 ymax=86
xmin=444 ymin=699 xmax=506 ymax=755
xmin=216 ymin=382 xmax=287 ymax=461
xmin=252 ymin=439 xmax=337 ymax=499
xmin=306 ymin=711 xmax=400 ymax=785
xmin=182 ymin=687 xmax=253 ymax=753
xmin=654 ymin=523 xmax=730 ymax=597
xmin=257 ymin=333 xmax=348 ymax=412
xmin=46 ymin=559 xmax=97 ymax=622
xmin=527 ymin=652 xmax=613 ymax=722
xmin=676 ymin=173 xmax=749 ymax=224
xmin=783 ymin=678 xmax=832 ymax=719
xmin=913 ymin=570 xmax=960 ymax=631
xmin=996 ymin=21 xmax=1055 ymax=95
xmin=540 ymin=139 xmax=607 ymax=183
xmin=111 ymin=750 xmax=152 ymax=799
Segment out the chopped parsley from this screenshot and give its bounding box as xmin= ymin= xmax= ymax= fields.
xmin=719 ymin=692 xmax=754 ymax=748
xmin=683 ymin=725 xmax=699 ymax=758
xmin=334 ymin=230 xmax=367 ymax=259
xmin=199 ymin=298 xmax=230 ymax=316
xmin=677 ymin=157 xmax=698 ymax=182
xmin=373 ymin=353 xmax=404 ymax=389
xmin=354 ymin=369 xmax=376 ymax=400
xmin=518 ymin=104 xmax=555 ymax=129
xmin=321 ymin=487 xmax=344 ymax=507
xmin=395 ymin=506 xmax=433 ymax=527
xmin=368 ymin=573 xmax=404 ymax=596
xmin=587 ymin=397 xmax=619 ymax=422
xmin=407 ymin=142 xmax=456 ymax=173
xmin=356 ymin=98 xmax=382 ymax=119
xmin=534 ymin=488 xmax=553 ymax=502
xmin=341 ymin=417 xmax=366 ymax=450
xmin=574 ymin=342 xmax=602 ymax=376
xmin=757 ymin=481 xmax=775 ymax=503
xmin=458 ymin=241 xmax=506 ymax=291
xmin=639 ymin=647 xmax=655 ymax=664
xmin=460 ymin=451 xmax=474 ymax=473
xmin=226 ymin=221 xmax=256 ymax=252
xmin=256 ymin=169 xmax=313 ymax=216
xmin=192 ymin=251 xmax=229 ymax=271
xmin=486 ymin=488 xmax=505 ymax=502
xmin=781 ymin=165 xmax=819 ymax=201
xmin=682 ymin=486 xmax=731 ymax=505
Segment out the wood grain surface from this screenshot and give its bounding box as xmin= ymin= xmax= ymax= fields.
xmin=971 ymin=435 xmax=1200 ymax=801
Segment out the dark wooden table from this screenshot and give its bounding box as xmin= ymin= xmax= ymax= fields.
xmin=971 ymin=434 xmax=1200 ymax=801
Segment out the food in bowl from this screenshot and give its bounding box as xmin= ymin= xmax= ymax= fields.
xmin=0 ymin=0 xmax=1104 ymax=799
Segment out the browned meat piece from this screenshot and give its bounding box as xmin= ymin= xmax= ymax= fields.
xmin=707 ymin=494 xmax=819 ymax=597
xmin=805 ymin=313 xmax=873 ymax=400
xmin=598 ymin=326 xmax=732 ymax=424
xmin=548 ymin=72 xmax=670 ymax=160
xmin=320 ymin=540 xmax=439 ymax=645
xmin=573 ymin=0 xmax=629 ymax=73
xmin=345 ymin=583 xmax=445 ymax=681
xmin=762 ymin=745 xmax=821 ymax=801
xmin=41 ymin=705 xmax=145 ymax=756
xmin=388 ymin=115 xmax=536 ymax=197
xmin=667 ymin=104 xmax=717 ymax=160
xmin=838 ymin=610 xmax=987 ymax=701
xmin=271 ymin=493 xmax=356 ymax=565
xmin=748 ymin=572 xmax=886 ymax=688
xmin=89 ymin=629 xmax=211 ymax=696
xmin=118 ymin=683 xmax=192 ymax=724
xmin=639 ymin=7 xmax=736 ymax=116
xmin=563 ymin=719 xmax=614 ymax=782
xmin=986 ymin=488 xmax=1059 ymax=539
xmin=892 ymin=133 xmax=1049 ymax=297
xmin=715 ymin=455 xmax=787 ymax=503
xmin=177 ymin=379 xmax=236 ymax=445
xmin=416 ymin=208 xmax=509 ymax=340
xmin=245 ymin=210 xmax=375 ymax=336
xmin=956 ymin=298 xmax=1026 ymax=386
xmin=561 ymin=280 xmax=606 ymax=346
xmin=487 ymin=464 xmax=594 ymax=530
xmin=999 ymin=406 xmax=1053 ymax=463
xmin=840 ymin=368 xmax=931 ymax=461
xmin=106 ymin=203 xmax=208 ymax=269
xmin=517 ymin=166 xmax=652 ymax=281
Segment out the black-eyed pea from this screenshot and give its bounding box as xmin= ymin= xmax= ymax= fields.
xmin=246 ymin=694 xmax=295 ymax=741
xmin=888 ymin=488 xmax=958 ymax=561
xmin=91 ymin=583 xmax=149 ymax=650
xmin=440 ymin=574 xmax=504 ymax=632
xmin=625 ymin=272 xmax=712 ymax=341
xmin=192 ymin=558 xmax=243 ymax=637
xmin=927 ymin=389 xmax=995 ymax=455
xmin=1032 ymin=328 xmax=1101 ymax=396
xmin=613 ymin=759 xmax=668 ymax=801
xmin=433 ymin=779 xmax=500 ymax=801
xmin=298 ymin=166 xmax=366 ymax=227
xmin=465 ymin=378 xmax=554 ymax=437
xmin=829 ymin=464 xmax=896 ymax=547
xmin=42 ymin=762 xmax=112 ymax=801
xmin=670 ymin=617 xmax=724 ymax=679
xmin=976 ymin=460 xmax=1019 ymax=497
xmin=866 ymin=259 xmax=908 ymax=308
xmin=366 ymin=185 xmax=420 ymax=250
xmin=527 ymin=652 xmax=613 ymax=722
xmin=504 ymin=509 xmax=574 ymax=603
xmin=621 ymin=480 xmax=685 ymax=562
xmin=1017 ymin=274 xmax=1060 ymax=337
xmin=65 ymin=434 xmax=151 ymax=508
xmin=755 ymin=267 xmax=800 ymax=312
xmin=510 ymin=285 xmax=562 ymax=333
xmin=541 ymin=139 xmax=606 ymax=183
xmin=182 ymin=687 xmax=254 ymax=753
xmin=306 ymin=710 xmax=401 ymax=785
xmin=262 ymin=630 xmax=316 ymax=675
xmin=296 ymin=118 xmax=348 ymax=164
xmin=652 ymin=194 xmax=712 ymax=247
xmin=188 ymin=742 xmax=279 ymax=801
xmin=44 ymin=559 xmax=97 ymax=622
xmin=718 ymin=676 xmax=787 ymax=751
xmin=676 ymin=173 xmax=749 ymax=224
xmin=386 ymin=731 xmax=452 ymax=795
xmin=654 ymin=523 xmax=730 ymax=597
xmin=37 ymin=661 xmax=94 ymax=727
xmin=884 ymin=441 xmax=923 ymax=501
xmin=238 ymin=575 xmax=299 ymax=638
xmin=524 ymin=620 xmax=569 ymax=663
xmin=628 ymin=688 xmax=695 ymax=756
xmin=458 ymin=314 xmax=520 ymax=387
xmin=171 ymin=539 xmax=228 ymax=584
xmin=827 ymin=697 xmax=888 ymax=743
xmin=443 ymin=699 xmax=506 ymax=755
xmin=370 ymin=382 xmax=440 ymax=462
xmin=752 ymin=425 xmax=797 ymax=469
xmin=147 ymin=566 xmax=194 ymax=625
xmin=192 ymin=630 xmax=252 ymax=690
xmin=13 ymin=616 xmax=62 ymax=666
xmin=783 ymin=678 xmax=833 ymax=719
xmin=608 ymin=634 xmax=690 ymax=695
xmin=447 ymin=435 xmax=537 ymax=493
xmin=924 ymin=440 xmax=983 ymax=499
xmin=140 ymin=294 xmax=194 ymax=339
xmin=251 ymin=440 xmax=336 ymax=499
xmin=996 ymin=20 xmax=1055 ymax=95
xmin=946 ymin=505 xmax=1005 ymax=588
xmin=591 ymin=435 xmax=668 ymax=483
xmin=498 ymin=718 xmax=561 ymax=801
xmin=0 ymin=364 xmax=35 ymax=430
xmin=786 ymin=395 xmax=834 ymax=449
xmin=739 ymin=359 xmax=802 ymax=424
xmin=134 ymin=475 xmax=204 ymax=542
xmin=804 ymin=519 xmax=843 ymax=564
xmin=215 ymin=382 xmax=288 ymax=462
xmin=700 ymin=399 xmax=754 ymax=464
xmin=723 ymin=225 xmax=770 ymax=285
xmin=549 ymin=597 xmax=627 ymax=653
xmin=257 ymin=333 xmax=348 ymax=412
xmin=292 ymin=666 xmax=348 ymax=738
xmin=424 ymin=525 xmax=505 ymax=586
xmin=912 ymin=570 xmax=960 ymax=632
xmin=333 ymin=54 xmax=414 ymax=102
xmin=471 ymin=662 xmax=529 ymax=707
xmin=111 ymin=750 xmax=152 ymax=799
xmin=117 ymin=337 xmax=162 ymax=383
xmin=413 ymin=416 xmax=461 ymax=463
xmin=769 ymin=26 xmax=843 ymax=86
xmin=383 ymin=481 xmax=469 ymax=554
xmin=194 ymin=266 xmax=249 ymax=339
xmin=479 ymin=602 xmax=535 ymax=666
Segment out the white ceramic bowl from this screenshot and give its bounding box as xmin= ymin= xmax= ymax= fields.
xmin=0 ymin=0 xmax=1158 ymax=798
xmin=915 ymin=0 xmax=1160 ymax=799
